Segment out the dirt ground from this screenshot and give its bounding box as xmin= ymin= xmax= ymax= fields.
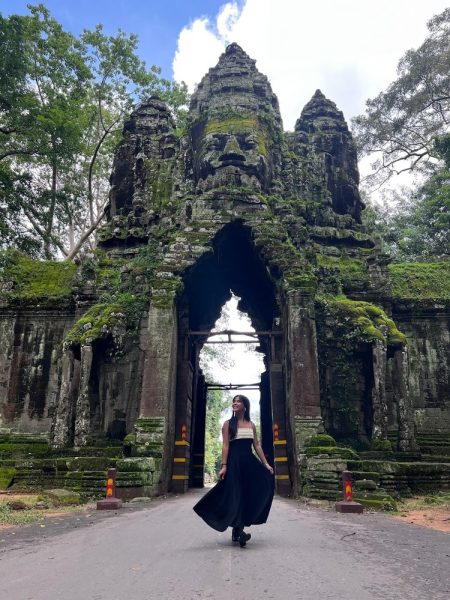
xmin=1 ymin=493 xmax=449 ymax=533
xmin=393 ymin=507 xmax=450 ymax=534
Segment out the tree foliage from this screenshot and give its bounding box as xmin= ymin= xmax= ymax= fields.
xmin=353 ymin=8 xmax=450 ymax=188
xmin=363 ymin=135 xmax=450 ymax=260
xmin=204 ymin=389 xmax=230 ymax=479
xmin=0 ymin=4 xmax=188 ymax=259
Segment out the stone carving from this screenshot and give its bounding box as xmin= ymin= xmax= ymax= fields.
xmin=188 ymin=44 xmax=282 ymax=193
xmin=294 ymin=89 xmax=364 ymax=222
xmin=0 ymin=43 xmax=449 ymax=502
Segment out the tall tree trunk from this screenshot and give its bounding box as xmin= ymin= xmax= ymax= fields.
xmin=44 ymin=157 xmax=58 ymax=259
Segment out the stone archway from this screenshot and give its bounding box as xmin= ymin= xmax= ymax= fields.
xmin=170 ymin=220 xmax=292 ymax=496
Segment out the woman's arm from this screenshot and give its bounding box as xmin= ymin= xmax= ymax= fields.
xmin=218 ymin=420 xmax=230 ymax=480
xmin=252 ymin=423 xmax=274 ymax=474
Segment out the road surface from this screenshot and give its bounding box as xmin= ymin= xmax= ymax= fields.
xmin=0 ymin=491 xmax=449 ymax=599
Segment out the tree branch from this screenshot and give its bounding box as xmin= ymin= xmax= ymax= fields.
xmin=65 ymin=203 xmax=107 ymax=260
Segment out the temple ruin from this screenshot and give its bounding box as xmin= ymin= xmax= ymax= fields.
xmin=0 ymin=44 xmax=449 ymax=505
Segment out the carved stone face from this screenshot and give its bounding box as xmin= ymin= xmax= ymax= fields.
xmin=191 ymin=115 xmax=274 ymax=192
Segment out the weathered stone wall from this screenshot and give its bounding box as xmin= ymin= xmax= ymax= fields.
xmin=395 ymin=314 xmax=450 ymax=434
xmin=0 ymin=312 xmax=74 ymax=436
xmin=0 ymin=311 xmax=145 ymax=442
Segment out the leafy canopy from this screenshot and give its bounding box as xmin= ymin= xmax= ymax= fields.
xmin=0 ymin=4 xmax=188 ymax=259
xmin=353 ymin=8 xmax=450 ymax=188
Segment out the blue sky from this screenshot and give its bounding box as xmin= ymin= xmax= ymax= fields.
xmin=1 ymin=0 xmax=230 ymax=79
xmin=2 ymin=1 xmax=448 ymax=130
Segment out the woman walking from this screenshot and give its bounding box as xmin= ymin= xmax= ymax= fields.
xmin=193 ymin=394 xmax=274 ymax=547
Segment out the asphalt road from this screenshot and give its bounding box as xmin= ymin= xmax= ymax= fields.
xmin=0 ymin=491 xmax=449 ymax=600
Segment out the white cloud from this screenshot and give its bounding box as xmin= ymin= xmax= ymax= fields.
xmin=172 ymin=17 xmax=224 ymax=93
xmin=216 ymin=2 xmax=240 ymax=41
xmin=173 ymin=0 xmax=449 ymax=130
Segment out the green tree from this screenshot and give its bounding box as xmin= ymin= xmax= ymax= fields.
xmin=353 ymin=7 xmax=450 ymax=188
xmin=204 ymin=389 xmax=230 ymax=479
xmin=363 ymin=136 xmax=450 ymax=260
xmin=199 ymin=303 xmax=236 ymax=481
xmin=0 ymin=4 xmax=188 ymax=259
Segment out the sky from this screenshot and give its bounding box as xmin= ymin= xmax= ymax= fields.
xmin=3 ymin=0 xmax=449 ymax=130
xmin=199 ymin=295 xmax=265 ymax=422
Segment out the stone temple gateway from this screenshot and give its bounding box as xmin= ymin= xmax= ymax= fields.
xmin=1 ymin=45 xmax=449 ymax=503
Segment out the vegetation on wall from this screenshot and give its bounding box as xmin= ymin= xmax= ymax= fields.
xmin=388 ymin=262 xmax=450 ymax=301
xmin=323 ymin=298 xmax=407 ymax=346
xmin=0 ymin=249 xmax=77 ymax=306
xmin=64 ymin=292 xmax=147 ymax=348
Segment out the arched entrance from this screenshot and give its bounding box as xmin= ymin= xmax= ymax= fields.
xmin=170 ymin=221 xmax=292 ymax=495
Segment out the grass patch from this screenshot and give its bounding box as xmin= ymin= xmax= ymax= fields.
xmin=0 ymin=493 xmax=87 ymax=528
xmin=0 ymin=503 xmax=44 ymax=526
xmin=396 ymin=492 xmax=450 ymax=512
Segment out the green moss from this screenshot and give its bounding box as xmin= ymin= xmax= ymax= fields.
xmin=43 ymin=489 xmax=81 ymax=505
xmin=92 ymin=252 xmax=126 ymax=291
xmin=204 ymin=116 xmax=270 ymax=156
xmin=370 ymin=439 xmax=393 ymax=452
xmin=0 ymin=442 xmax=51 ymax=459
xmin=0 ymin=251 xmax=77 ymax=307
xmin=316 ymin=255 xmax=369 ymax=293
xmin=205 ymin=116 xmax=257 ymax=134
xmin=0 ymin=467 xmax=16 ymax=490
xmin=145 ymin=160 xmax=174 ymax=211
xmin=327 ymin=298 xmax=407 ymax=346
xmin=304 ymin=434 xmax=337 ymax=448
xmin=388 ymin=262 xmax=450 ymax=301
xmin=150 ymin=275 xmax=183 ymax=309
xmin=284 ymin=273 xmax=318 ymax=294
xmin=135 ymin=418 xmax=165 ymax=432
xmin=65 ymin=292 xmax=147 ymax=347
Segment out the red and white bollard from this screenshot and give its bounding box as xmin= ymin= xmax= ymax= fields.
xmin=273 ymin=423 xmax=279 ymax=442
xmin=335 ymin=470 xmax=363 ymax=513
xmin=97 ymin=468 xmax=123 ymax=510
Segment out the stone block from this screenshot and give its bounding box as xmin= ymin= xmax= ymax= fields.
xmin=116 ymin=457 xmax=155 ymax=472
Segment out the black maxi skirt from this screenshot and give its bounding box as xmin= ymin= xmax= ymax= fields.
xmin=193 ymin=438 xmax=275 ymax=531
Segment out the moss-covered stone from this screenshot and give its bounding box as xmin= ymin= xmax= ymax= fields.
xmin=43 ymin=488 xmax=81 ymax=505
xmin=304 ymin=434 xmax=337 ymax=448
xmin=353 ymin=495 xmax=397 ymax=511
xmin=315 ymin=255 xmax=370 ymax=294
xmin=0 ymin=251 xmax=77 ymax=307
xmin=389 ymin=262 xmax=450 ymax=301
xmin=370 ymin=439 xmax=393 ymax=452
xmin=322 ymin=298 xmax=407 ymax=346
xmin=65 ymin=292 xmax=147 ymax=347
xmin=0 ymin=442 xmax=51 ymax=459
xmin=304 ymin=446 xmax=358 ymax=459
xmin=0 ymin=466 xmax=16 ymax=490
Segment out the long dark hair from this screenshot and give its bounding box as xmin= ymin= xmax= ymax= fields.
xmin=228 ymin=394 xmax=251 ymax=440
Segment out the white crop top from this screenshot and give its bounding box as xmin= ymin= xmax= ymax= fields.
xmin=233 ymin=427 xmax=254 ymax=440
